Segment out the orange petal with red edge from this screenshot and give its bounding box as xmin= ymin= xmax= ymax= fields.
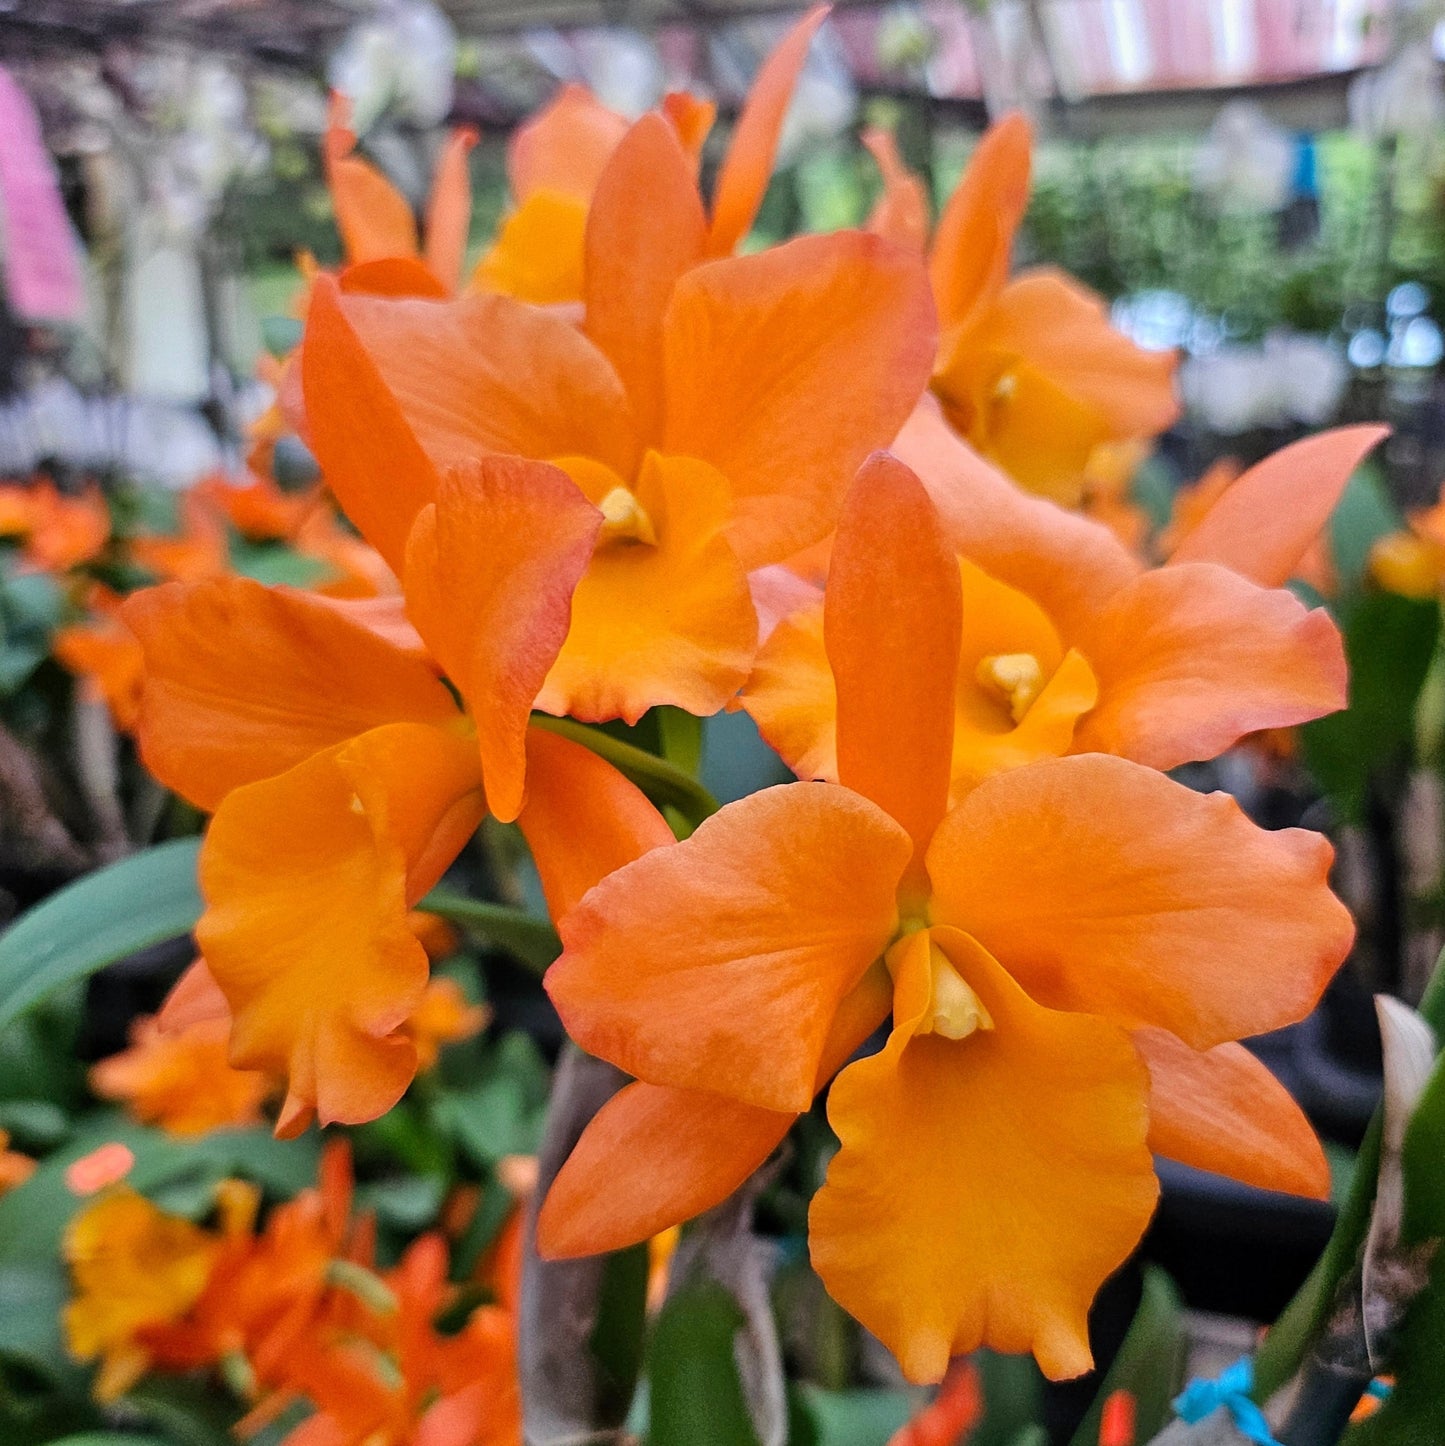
xmin=301 ymin=276 xmax=440 ymax=573
xmin=324 ymin=96 xmax=419 ymax=264
xmin=811 ymin=925 xmax=1156 ymax=1383
xmin=403 ymin=457 xmax=601 ymax=821
xmin=198 ymin=722 xmax=485 ymax=1134
xmin=1135 ymin=1027 xmax=1329 ymax=1199
xmin=827 ymin=454 xmax=958 ymax=891
xmin=333 ymin=289 xmax=638 ymax=479
xmin=1071 ymin=562 xmax=1346 ymax=769
xmin=516 ymin=727 xmax=674 ymax=923
xmin=339 ymin=257 xmax=449 ymax=299
xmin=536 ymin=452 xmax=756 ymax=725
xmin=423 ymin=127 xmax=477 ymax=293
xmin=662 ymin=92 xmax=716 ymax=165
xmin=547 ymin=781 xmax=910 ymax=1112
xmin=929 ymin=111 xmax=1031 ymax=333
xmin=892 ymin=396 xmax=1141 ymax=639
xmin=927 ymin=754 xmax=1354 ymax=1050
xmin=122 ymin=578 xmax=459 ymax=811
xmin=707 ymin=6 xmax=828 ymax=256
xmin=1169 ymin=425 xmax=1388 ymax=586
xmin=584 ymin=115 xmax=706 ymax=442
xmin=664 ymin=232 xmax=936 ymax=570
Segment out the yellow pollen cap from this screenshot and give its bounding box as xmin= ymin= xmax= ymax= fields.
xmin=598 ymin=485 xmax=657 ymax=546
xmin=922 ymin=938 xmax=994 ymax=1041
xmin=976 ymin=652 xmax=1045 ymax=724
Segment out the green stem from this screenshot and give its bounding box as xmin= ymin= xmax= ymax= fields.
xmin=530 ymin=714 xmax=719 ymax=831
xmin=420 ymin=890 xmax=560 ymax=976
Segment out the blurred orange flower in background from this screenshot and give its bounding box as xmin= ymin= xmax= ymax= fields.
xmin=61 ymin=1142 xmax=521 ymax=1444
xmin=90 ymin=1014 xmax=271 ymax=1137
xmin=475 ymin=7 xmax=823 ymax=306
xmin=0 ymin=1130 xmax=36 ymax=1196
xmin=0 ymin=479 xmax=110 ymax=571
xmin=868 ymin=114 xmax=1179 ymax=505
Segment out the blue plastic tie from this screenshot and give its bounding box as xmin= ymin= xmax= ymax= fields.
xmin=1172 ymin=1357 xmax=1282 ymax=1446
xmin=1365 ymin=1377 xmax=1393 ymax=1402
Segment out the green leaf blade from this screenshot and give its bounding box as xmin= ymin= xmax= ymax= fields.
xmin=0 ymin=839 xmax=202 ymax=1033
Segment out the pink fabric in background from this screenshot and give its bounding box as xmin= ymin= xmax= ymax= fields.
xmin=0 ymin=65 xmax=82 ymax=321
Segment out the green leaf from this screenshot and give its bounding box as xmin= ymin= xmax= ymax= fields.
xmin=1302 ymin=593 xmax=1440 ymax=823
xmin=646 ymin=1279 xmax=762 ymax=1446
xmin=1069 ymin=1267 xmax=1187 ymax=1446
xmin=228 ymin=539 xmax=332 ymax=590
xmin=420 ymin=891 xmax=559 ymax=975
xmin=356 ymin=1174 xmax=446 ymax=1232
xmin=0 ymin=1101 xmax=69 ymax=1151
xmin=972 ymin=1350 xmax=1046 ymax=1446
xmin=529 ymin=715 xmax=719 ymax=833
xmin=46 ymin=1436 xmax=170 ymax=1446
xmin=125 ymin=1374 xmax=242 ymax=1446
xmin=793 ymin=1385 xmax=916 ymax=1445
xmin=0 ymin=839 xmax=202 ymax=1033
xmin=1330 ymin=464 xmax=1400 ymax=592
xmin=261 ymin=315 xmax=303 ymax=357
xmin=1256 ymin=951 xmax=1445 ymax=1400
xmin=1342 ymin=1010 xmax=1445 ymax=1444
xmin=443 ymin=1033 xmax=551 ymax=1166
xmin=1402 ymin=1051 xmax=1445 ymax=1244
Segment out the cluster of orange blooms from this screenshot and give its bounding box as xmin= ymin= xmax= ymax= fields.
xmin=0 ymin=464 xmax=393 ymax=735
xmin=63 ymin=1141 xmax=522 ymax=1446
xmin=51 ymin=0 xmax=1393 ymax=1418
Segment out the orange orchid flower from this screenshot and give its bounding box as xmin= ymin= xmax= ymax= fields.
xmin=325 ymin=93 xmax=477 ymax=299
xmin=90 ymin=1012 xmax=271 ymax=1136
xmin=867 ymin=116 xmax=1179 ymax=504
xmin=1370 ymin=479 xmax=1445 ymax=598
xmin=1079 ymin=438 xmax=1152 ymax=553
xmin=192 ymin=471 xmax=321 ymax=543
xmin=64 ymin=1185 xmax=222 ymax=1400
xmin=473 ymin=85 xmax=630 ymax=306
xmin=141 ymin=1143 xmax=360 ymax=1386
xmin=0 ymin=479 xmax=111 ymax=571
xmin=538 ymin=453 xmax=1352 ymax=1382
xmin=301 ymin=122 xmax=933 ymax=733
xmin=130 ymin=489 xmax=230 ymax=584
xmin=475 ymin=7 xmax=824 ymax=306
xmin=0 ymin=1129 xmax=35 ymax=1196
xmin=275 ymin=1233 xmax=520 ymax=1446
xmin=742 ymin=412 xmax=1381 ymax=793
xmin=53 ymin=585 xmax=146 ymax=731
xmin=120 ymin=563 xmax=670 ymax=1130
